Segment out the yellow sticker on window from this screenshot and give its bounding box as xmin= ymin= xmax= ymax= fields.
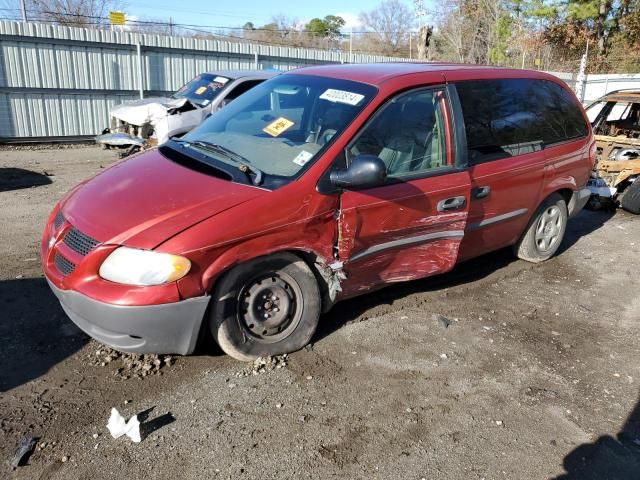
xmin=195 ymin=86 xmax=207 ymax=95
xmin=263 ymin=117 xmax=294 ymax=137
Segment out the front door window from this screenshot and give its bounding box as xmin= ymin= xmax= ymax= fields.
xmin=348 ymin=89 xmax=450 ymax=179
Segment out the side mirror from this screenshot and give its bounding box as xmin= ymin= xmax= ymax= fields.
xmin=330 ymin=154 xmax=387 ymax=190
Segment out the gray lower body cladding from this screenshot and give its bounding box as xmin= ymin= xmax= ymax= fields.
xmin=568 ymin=187 xmax=592 ymax=217
xmin=46 ymin=279 xmax=210 ymax=355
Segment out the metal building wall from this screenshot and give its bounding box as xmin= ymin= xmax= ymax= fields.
xmin=0 ymin=20 xmax=408 ymax=139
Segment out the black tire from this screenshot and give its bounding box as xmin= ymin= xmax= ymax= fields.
xmin=620 ymin=180 xmax=640 ymax=214
xmin=514 ymin=193 xmax=568 ymax=263
xmin=209 ymin=252 xmax=321 ymax=361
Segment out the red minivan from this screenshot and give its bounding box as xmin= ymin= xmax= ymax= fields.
xmin=41 ymin=64 xmax=594 ymax=361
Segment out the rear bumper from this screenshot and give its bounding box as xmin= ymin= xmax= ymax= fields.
xmin=568 ymin=187 xmax=592 ymax=218
xmin=47 ymin=279 xmax=210 ymax=355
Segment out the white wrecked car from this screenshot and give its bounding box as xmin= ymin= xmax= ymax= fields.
xmin=96 ymin=70 xmax=278 ymax=154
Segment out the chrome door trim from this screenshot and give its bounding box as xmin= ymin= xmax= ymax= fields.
xmin=349 ymin=230 xmax=465 ymax=263
xmin=467 ymin=208 xmax=528 ymax=231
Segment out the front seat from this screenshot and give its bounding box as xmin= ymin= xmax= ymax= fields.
xmin=378 ymin=100 xmax=434 ymax=176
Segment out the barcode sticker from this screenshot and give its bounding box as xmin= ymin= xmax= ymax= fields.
xmin=319 ymin=89 xmax=365 ymax=106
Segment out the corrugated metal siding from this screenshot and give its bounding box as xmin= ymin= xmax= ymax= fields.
xmin=0 ymin=92 xmax=136 ymax=136
xmin=0 ymin=20 xmax=411 ymax=138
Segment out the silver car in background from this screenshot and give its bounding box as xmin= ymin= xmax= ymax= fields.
xmin=96 ymin=70 xmax=278 ymax=155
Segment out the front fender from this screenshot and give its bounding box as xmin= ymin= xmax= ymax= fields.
xmin=172 ymin=209 xmax=337 ymax=300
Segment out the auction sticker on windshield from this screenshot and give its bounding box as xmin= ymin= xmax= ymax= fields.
xmin=213 ymin=76 xmax=229 ymax=84
xmin=195 ymin=86 xmax=207 ymax=95
xmin=263 ymin=117 xmax=295 ymax=137
xmin=319 ymin=89 xmax=365 ymax=106
xmin=292 ymin=150 xmax=313 ymax=166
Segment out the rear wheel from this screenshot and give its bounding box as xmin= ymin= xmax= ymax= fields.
xmin=514 ymin=193 xmax=568 ymax=263
xmin=620 ymin=180 xmax=640 ymax=214
xmin=210 ymin=253 xmax=321 ymax=361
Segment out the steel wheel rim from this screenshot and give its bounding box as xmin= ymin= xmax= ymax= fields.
xmin=534 ymin=205 xmax=563 ymax=252
xmin=237 ymin=271 xmax=303 ymax=343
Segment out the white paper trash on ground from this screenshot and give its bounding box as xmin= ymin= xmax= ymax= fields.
xmin=107 ymin=408 xmax=141 ymax=443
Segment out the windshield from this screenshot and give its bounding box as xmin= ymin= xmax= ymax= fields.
xmin=176 ymin=74 xmax=377 ymax=187
xmin=172 ymin=73 xmax=231 ymax=107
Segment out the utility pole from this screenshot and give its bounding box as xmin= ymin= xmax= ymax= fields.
xmin=409 ymin=31 xmax=412 ymax=59
xmin=20 ymin=0 xmax=27 ymax=22
xmin=575 ymin=40 xmax=589 ymax=102
xmin=349 ymin=28 xmax=353 ymax=64
xmin=169 ymin=17 xmax=174 ymax=36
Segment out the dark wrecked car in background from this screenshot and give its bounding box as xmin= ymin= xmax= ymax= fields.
xmin=95 ymin=70 xmax=278 ymax=156
xmin=586 ymin=90 xmax=640 ymax=214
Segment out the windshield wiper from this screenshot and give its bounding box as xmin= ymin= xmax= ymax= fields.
xmin=173 ymin=139 xmax=264 ymax=185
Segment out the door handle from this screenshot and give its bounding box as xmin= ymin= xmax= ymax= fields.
xmin=472 ymin=186 xmax=491 ymax=199
xmin=437 ymin=196 xmax=466 ymax=212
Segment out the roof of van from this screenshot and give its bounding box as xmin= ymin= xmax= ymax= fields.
xmin=289 ymin=62 xmax=551 ymax=86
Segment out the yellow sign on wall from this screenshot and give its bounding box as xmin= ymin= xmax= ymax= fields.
xmin=109 ymin=11 xmax=125 ymax=26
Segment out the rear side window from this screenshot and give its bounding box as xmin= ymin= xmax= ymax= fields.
xmin=225 ymin=80 xmax=264 ymax=101
xmin=456 ymin=79 xmax=588 ymax=164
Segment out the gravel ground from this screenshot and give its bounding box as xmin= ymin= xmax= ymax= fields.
xmin=1 ymin=147 xmax=639 ymax=479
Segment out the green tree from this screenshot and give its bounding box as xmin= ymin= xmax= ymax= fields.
xmin=538 ymin=0 xmax=635 ymax=55
xmin=305 ymin=15 xmax=345 ymax=40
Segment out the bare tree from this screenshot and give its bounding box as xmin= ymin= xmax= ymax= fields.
xmin=433 ymin=0 xmax=501 ymax=64
xmin=358 ymin=0 xmax=415 ymax=56
xmin=19 ymin=0 xmax=124 ymax=26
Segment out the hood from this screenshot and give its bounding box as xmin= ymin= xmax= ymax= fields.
xmin=110 ymin=97 xmax=197 ymax=126
xmin=60 ymin=149 xmax=264 ymax=249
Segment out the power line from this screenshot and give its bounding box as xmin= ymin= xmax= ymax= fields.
xmin=0 ymin=15 xmax=410 ymax=58
xmin=0 ymin=7 xmax=415 ymax=35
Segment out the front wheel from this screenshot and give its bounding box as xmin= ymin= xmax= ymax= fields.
xmin=210 ymin=253 xmax=321 ymax=361
xmin=514 ymin=193 xmax=568 ymax=263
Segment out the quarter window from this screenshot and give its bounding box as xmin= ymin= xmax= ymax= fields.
xmin=349 ymin=89 xmax=450 ymax=178
xmin=456 ymin=79 xmax=588 ymax=164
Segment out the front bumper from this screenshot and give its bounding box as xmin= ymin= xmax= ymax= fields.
xmin=95 ymin=132 xmax=145 ymax=148
xmin=47 ymin=279 xmax=210 ymax=355
xmin=568 ymin=187 xmax=592 ymax=218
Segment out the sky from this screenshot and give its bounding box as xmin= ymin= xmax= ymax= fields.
xmin=124 ymin=0 xmax=420 ymax=31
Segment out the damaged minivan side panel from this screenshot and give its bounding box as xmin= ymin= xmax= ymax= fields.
xmin=335 ymin=86 xmax=471 ymax=296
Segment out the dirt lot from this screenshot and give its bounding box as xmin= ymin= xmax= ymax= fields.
xmin=1 ymin=146 xmax=639 ymax=480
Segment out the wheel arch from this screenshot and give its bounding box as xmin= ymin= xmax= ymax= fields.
xmin=201 ymin=244 xmax=336 ymax=312
xmin=556 ymin=188 xmax=573 ymax=206
xmin=542 ymin=174 xmax=577 ymax=203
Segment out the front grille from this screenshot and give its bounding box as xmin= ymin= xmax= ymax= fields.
xmin=54 ymin=253 xmax=75 ymax=275
xmin=63 ymin=227 xmax=100 ymax=256
xmin=53 ymin=210 xmax=65 ymax=230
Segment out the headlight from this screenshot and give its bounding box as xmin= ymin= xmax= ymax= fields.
xmin=99 ymin=247 xmax=191 ymax=286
